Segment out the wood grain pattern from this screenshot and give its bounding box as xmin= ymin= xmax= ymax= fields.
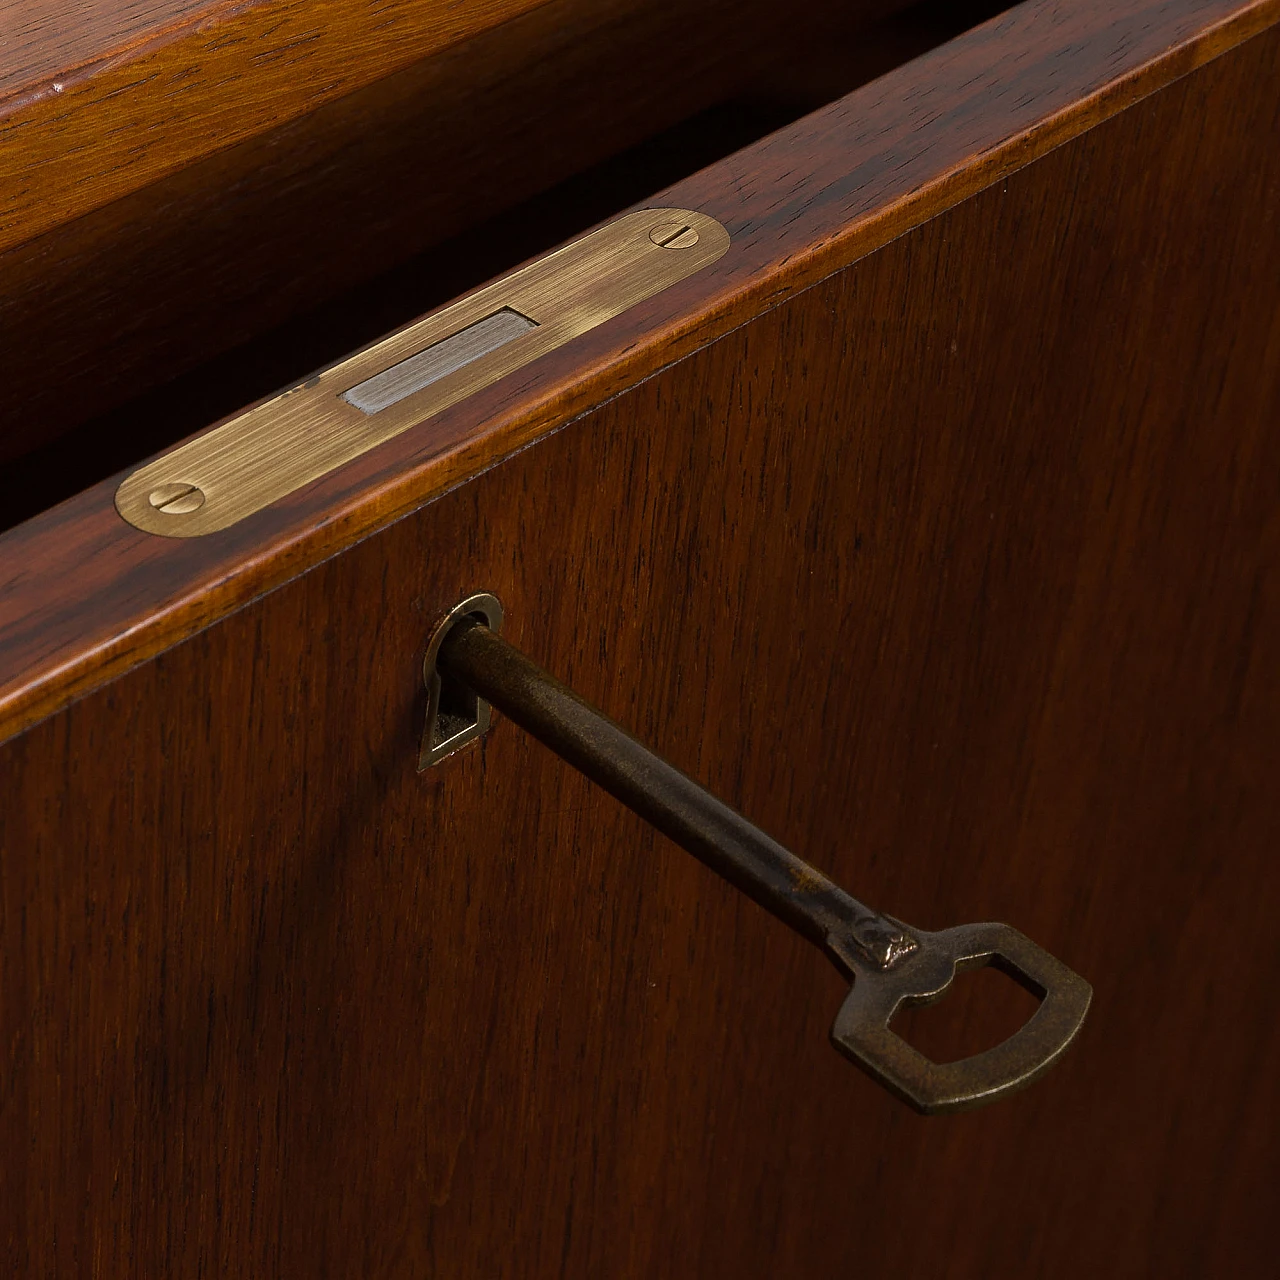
xmin=3 ymin=25 xmax=1277 ymax=1267
xmin=0 ymin=0 xmax=550 ymax=254
xmin=0 ymin=0 xmax=932 ymax=466
xmin=1 ymin=0 xmax=226 ymax=99
xmin=1 ymin=0 xmax=1275 ymax=748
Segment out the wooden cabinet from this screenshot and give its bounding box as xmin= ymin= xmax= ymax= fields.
xmin=2 ymin=0 xmax=1278 ymax=1273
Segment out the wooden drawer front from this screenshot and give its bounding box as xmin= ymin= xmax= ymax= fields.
xmin=1 ymin=0 xmax=1278 ymax=1274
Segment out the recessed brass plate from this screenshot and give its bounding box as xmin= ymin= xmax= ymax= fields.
xmin=116 ymin=208 xmax=730 ymax=537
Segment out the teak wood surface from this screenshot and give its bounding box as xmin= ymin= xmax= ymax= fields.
xmin=0 ymin=0 xmax=552 ymax=253
xmin=2 ymin=0 xmax=1279 ymax=1274
xmin=1 ymin=0 xmax=1276 ymax=741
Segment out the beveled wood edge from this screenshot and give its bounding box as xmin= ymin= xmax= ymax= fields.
xmin=0 ymin=0 xmax=551 ymax=255
xmin=1 ymin=0 xmax=263 ymax=107
xmin=1 ymin=0 xmax=1276 ymax=746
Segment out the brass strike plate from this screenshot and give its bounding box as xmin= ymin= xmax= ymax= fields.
xmin=116 ymin=209 xmax=730 ymax=537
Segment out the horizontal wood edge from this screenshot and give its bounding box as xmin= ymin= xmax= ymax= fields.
xmin=1 ymin=0 xmax=1276 ymax=745
xmin=2 ymin=0 xmax=268 ymax=110
xmin=0 ymin=0 xmax=550 ymax=255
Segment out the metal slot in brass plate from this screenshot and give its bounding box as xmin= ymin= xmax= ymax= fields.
xmin=115 ymin=209 xmax=730 ymax=537
xmin=343 ymin=308 xmax=538 ymax=414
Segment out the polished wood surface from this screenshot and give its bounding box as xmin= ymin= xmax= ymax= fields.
xmin=3 ymin=0 xmax=242 ymax=97
xmin=2 ymin=0 xmax=1274 ymax=745
xmin=2 ymin=15 xmax=1278 ymax=1273
xmin=0 ymin=0 xmax=551 ymax=254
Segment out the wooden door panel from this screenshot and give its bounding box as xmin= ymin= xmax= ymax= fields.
xmin=3 ymin=20 xmax=1278 ymax=1273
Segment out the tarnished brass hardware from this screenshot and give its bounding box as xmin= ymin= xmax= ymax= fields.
xmin=343 ymin=308 xmax=538 ymax=415
xmin=115 ymin=208 xmax=731 ymax=537
xmin=419 ymin=592 xmax=505 ymax=769
xmin=147 ymin=482 xmax=206 ymax=514
xmin=427 ymin=611 xmax=1092 ymax=1115
xmin=649 ymin=222 xmax=700 ymax=248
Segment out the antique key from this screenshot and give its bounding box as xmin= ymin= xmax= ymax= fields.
xmin=423 ymin=595 xmax=1091 ymax=1114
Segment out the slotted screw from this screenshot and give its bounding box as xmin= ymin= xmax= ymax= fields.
xmin=147 ymin=482 xmax=206 ymax=515
xmin=649 ymin=223 xmax=700 ymax=249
